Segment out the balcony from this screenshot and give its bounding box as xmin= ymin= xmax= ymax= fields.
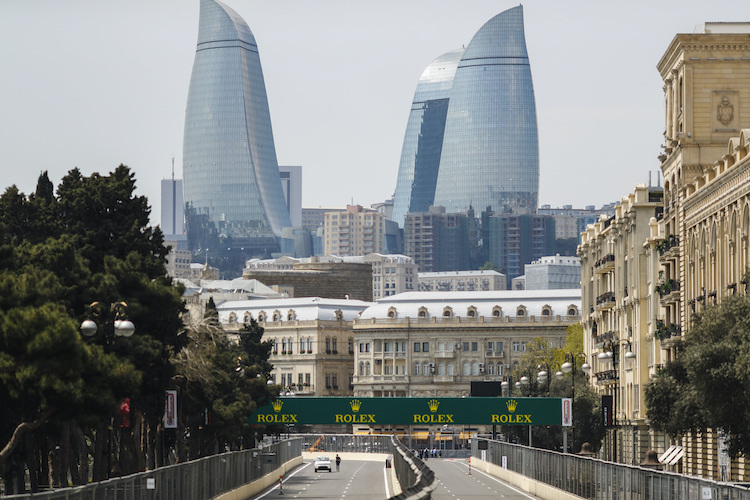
xmin=655 ymin=320 xmax=682 ymax=348
xmin=594 ymin=254 xmax=615 ymax=274
xmin=656 ymin=279 xmax=680 ymax=301
xmin=658 ymin=234 xmax=680 ymax=262
xmin=595 ymin=369 xmax=618 ymax=385
xmin=434 ymin=351 xmax=455 ymax=359
xmin=593 ymin=331 xmax=617 ymax=347
xmin=596 ymin=292 xmax=616 ymax=310
xmin=434 ymin=375 xmax=455 ymax=383
xmin=485 ymin=350 xmax=504 ymax=358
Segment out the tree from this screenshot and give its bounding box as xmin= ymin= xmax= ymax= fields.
xmin=0 ymin=167 xmax=184 ymax=492
xmin=645 ymin=293 xmax=750 ymax=457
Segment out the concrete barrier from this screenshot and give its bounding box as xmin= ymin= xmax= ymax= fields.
xmin=471 ymin=458 xmax=581 ymax=500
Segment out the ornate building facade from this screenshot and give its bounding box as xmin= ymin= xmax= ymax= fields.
xmin=351 ymin=290 xmax=580 ymax=434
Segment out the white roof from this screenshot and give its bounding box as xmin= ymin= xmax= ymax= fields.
xmin=360 ymin=290 xmax=581 ymax=319
xmin=216 ymin=297 xmax=374 ymax=322
xmin=419 ymin=270 xmax=505 ymax=278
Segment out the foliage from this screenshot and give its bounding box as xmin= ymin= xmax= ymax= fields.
xmin=0 ymin=167 xmax=184 ymax=491
xmin=645 ymin=293 xmax=750 ymax=457
xmin=506 ymin=323 xmax=604 ymax=451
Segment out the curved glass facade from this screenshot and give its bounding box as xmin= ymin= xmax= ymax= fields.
xmin=393 ymin=6 xmax=538 ymax=225
xmin=183 ymin=0 xmax=291 ymax=255
xmin=433 ymin=6 xmax=538 ymax=215
xmin=391 ymin=49 xmax=464 ymax=227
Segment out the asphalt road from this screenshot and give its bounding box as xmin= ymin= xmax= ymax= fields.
xmin=251 ymin=459 xmax=390 ymax=499
xmin=251 ymin=457 xmax=543 ymax=500
xmin=428 ymin=458 xmax=544 ymax=500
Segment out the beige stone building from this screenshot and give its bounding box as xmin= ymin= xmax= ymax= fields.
xmin=578 ymin=184 xmax=665 ymax=466
xmin=364 ymin=253 xmax=418 ymax=300
xmin=351 ymin=290 xmax=581 ymax=433
xmin=218 ymin=297 xmax=372 ymax=397
xmin=323 ymin=205 xmax=386 ymax=257
xmin=655 ymin=23 xmax=750 ymax=480
xmin=577 ymin=23 xmax=750 ymax=480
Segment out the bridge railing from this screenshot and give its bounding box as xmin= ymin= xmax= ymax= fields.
xmin=471 ymin=438 xmax=750 ymax=500
xmin=1 ymin=438 xmax=303 ymax=500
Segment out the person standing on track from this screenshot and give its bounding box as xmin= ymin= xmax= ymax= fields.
xmin=335 ymin=454 xmax=341 ymax=472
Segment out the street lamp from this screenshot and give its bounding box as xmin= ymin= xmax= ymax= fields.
xmin=536 ymin=363 xmax=550 ymax=395
xmin=596 ymin=339 xmax=635 ymax=462
xmin=80 ymin=301 xmax=135 ymax=340
xmin=560 ymin=352 xmax=590 ymax=453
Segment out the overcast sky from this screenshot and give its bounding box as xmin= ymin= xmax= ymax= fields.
xmin=1 ymin=1 xmax=745 ymax=226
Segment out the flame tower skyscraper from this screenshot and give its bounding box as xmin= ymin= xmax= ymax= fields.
xmin=392 ymin=6 xmax=539 ymax=226
xmin=183 ymin=0 xmax=291 ymax=260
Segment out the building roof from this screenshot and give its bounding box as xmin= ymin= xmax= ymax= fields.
xmin=216 ymin=296 xmax=374 ymax=322
xmin=419 ymin=270 xmax=504 ymax=278
xmin=360 ymin=290 xmax=580 ymax=319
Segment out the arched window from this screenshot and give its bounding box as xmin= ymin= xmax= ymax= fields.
xmin=272 ymin=310 xmax=281 ymax=322
xmin=418 ymin=307 xmax=428 ymax=318
xmin=414 ymin=362 xmax=421 ymax=376
xmin=387 ymin=307 xmax=397 ymax=319
xmin=447 ymin=363 xmax=455 ymax=376
xmin=442 ymin=306 xmax=453 ymax=318
xmin=334 ymin=309 xmax=344 ymax=321
xmin=541 ymin=305 xmax=552 ymax=317
xmin=287 ymin=310 xmax=296 ymax=321
xmin=463 ymin=361 xmax=470 ymax=376
xmin=467 ymin=306 xmax=477 ymax=318
xmin=472 ymin=362 xmax=479 ymax=376
xmin=365 ymin=362 xmax=371 ymax=375
xmin=516 ymin=306 xmax=527 ymax=317
xmin=228 ymin=313 xmax=237 ymax=324
xmin=359 ymin=362 xmax=365 ymax=375
xmin=567 ymin=305 xmax=579 ymax=317
xmin=258 ymin=311 xmax=266 ymax=322
xmin=492 ymin=306 xmax=502 ymax=318
xmin=423 ymin=362 xmax=430 ymax=375
xmin=243 ymin=312 xmax=251 ymax=323
xmin=438 ymin=362 xmax=446 ymax=375
xmin=487 ymin=362 xmax=495 ymax=375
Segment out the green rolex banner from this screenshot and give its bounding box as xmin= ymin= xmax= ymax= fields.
xmin=249 ymin=397 xmax=570 ymax=426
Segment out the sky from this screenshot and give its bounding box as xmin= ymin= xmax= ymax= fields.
xmin=1 ymin=1 xmax=746 ymax=227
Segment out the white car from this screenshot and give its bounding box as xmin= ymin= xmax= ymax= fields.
xmin=314 ymin=455 xmax=332 ymax=472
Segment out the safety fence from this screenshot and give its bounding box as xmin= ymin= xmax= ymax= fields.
xmin=389 ymin=436 xmax=436 ymax=500
xmin=2 ymin=438 xmax=303 ymax=500
xmin=472 ymin=438 xmax=750 ymax=500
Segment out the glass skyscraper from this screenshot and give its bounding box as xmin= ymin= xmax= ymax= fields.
xmin=183 ymin=0 xmax=291 ymax=259
xmin=392 ymin=6 xmax=539 ymax=226
xmin=391 ymin=49 xmax=464 ymax=227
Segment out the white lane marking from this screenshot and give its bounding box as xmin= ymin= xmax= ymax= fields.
xmin=383 ymin=464 xmax=391 ymax=498
xmin=252 ymin=462 xmax=311 ymax=499
xmin=449 ymin=460 xmax=539 ymax=500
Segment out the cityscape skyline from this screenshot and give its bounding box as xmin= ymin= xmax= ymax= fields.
xmin=1 ymin=1 xmax=745 ymax=227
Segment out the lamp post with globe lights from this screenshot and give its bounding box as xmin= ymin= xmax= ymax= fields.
xmin=596 ymin=339 xmax=635 ymax=461
xmin=80 ymin=301 xmax=135 ymax=341
xmin=557 ymin=352 xmax=590 ymax=453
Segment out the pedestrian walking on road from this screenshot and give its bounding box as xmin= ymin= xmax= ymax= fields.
xmin=336 ymin=454 xmax=341 ymax=472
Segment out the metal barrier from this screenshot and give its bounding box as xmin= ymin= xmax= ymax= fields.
xmin=472 ymin=438 xmax=750 ymax=500
xmin=2 ymin=438 xmax=303 ymax=500
xmin=389 ymin=436 xmax=436 ymax=500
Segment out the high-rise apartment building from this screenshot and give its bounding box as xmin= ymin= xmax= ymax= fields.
xmin=392 ymin=6 xmax=539 ymax=225
xmin=183 ymin=0 xmax=291 ymax=260
xmin=403 ymin=206 xmax=472 ymax=272
xmin=487 ymin=214 xmax=555 ymax=280
xmin=323 ymin=205 xmax=386 ymax=257
xmin=161 ymin=177 xmax=186 ymax=246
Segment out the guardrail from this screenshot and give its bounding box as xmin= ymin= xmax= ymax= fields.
xmin=2 ymin=438 xmax=303 ymax=500
xmin=471 ymin=438 xmax=750 ymax=500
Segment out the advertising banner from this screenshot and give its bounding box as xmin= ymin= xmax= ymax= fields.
xmin=249 ymin=397 xmax=567 ymax=426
